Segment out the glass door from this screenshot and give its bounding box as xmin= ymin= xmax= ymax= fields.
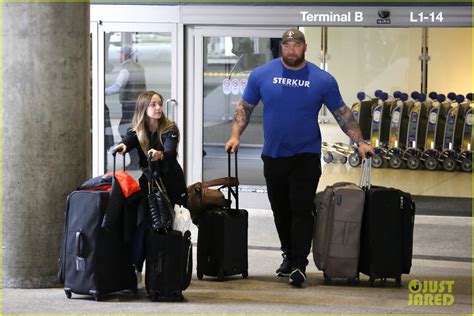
xmin=92 ymin=22 xmax=180 ymax=177
xmin=187 ymin=27 xmax=287 ymax=185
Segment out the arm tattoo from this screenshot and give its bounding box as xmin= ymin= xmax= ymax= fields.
xmin=232 ymin=99 xmax=255 ymax=135
xmin=331 ymin=106 xmax=364 ymax=143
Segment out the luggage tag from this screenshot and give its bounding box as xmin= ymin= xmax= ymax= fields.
xmin=76 ymin=256 xmax=85 ymax=271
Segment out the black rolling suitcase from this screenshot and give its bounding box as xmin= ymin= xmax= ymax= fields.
xmin=196 ymin=151 xmax=248 ymax=281
xmin=58 ymin=152 xmax=138 ymax=301
xmin=145 ymin=229 xmax=193 ymax=302
xmin=358 ymin=159 xmax=415 ymax=286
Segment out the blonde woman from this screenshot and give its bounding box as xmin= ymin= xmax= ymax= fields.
xmin=115 ymin=90 xmax=186 ymax=286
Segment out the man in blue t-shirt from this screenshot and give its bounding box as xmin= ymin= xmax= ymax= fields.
xmin=225 ymin=28 xmax=373 ymax=288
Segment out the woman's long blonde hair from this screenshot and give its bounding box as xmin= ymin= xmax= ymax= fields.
xmin=131 ymin=91 xmax=176 ymax=153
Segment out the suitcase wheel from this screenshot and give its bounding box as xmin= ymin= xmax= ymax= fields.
xmin=93 ymin=293 xmax=102 ymax=302
xmin=347 ymin=277 xmax=359 ymax=286
xmin=64 ymin=289 xmax=72 ymax=299
xmin=148 ymin=291 xmax=160 ymax=302
xmin=217 ymin=269 xmax=224 ymax=281
xmin=369 ymin=277 xmax=375 ymax=287
xmin=149 ymin=291 xmax=183 ymax=302
xmin=395 ymin=276 xmax=402 ymax=287
xmin=197 ymin=271 xmax=204 ymax=280
xmin=323 ymin=273 xmax=331 ymax=285
xmin=242 ymin=271 xmax=248 ymax=279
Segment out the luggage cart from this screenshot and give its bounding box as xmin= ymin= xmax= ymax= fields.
xmin=370 ymin=90 xmax=397 ymax=168
xmin=421 ymin=93 xmax=452 ymax=170
xmin=437 ymin=93 xmax=466 ymax=171
xmin=455 ymin=93 xmax=472 ymax=172
xmin=402 ymin=92 xmax=433 ymax=170
xmin=352 ymin=92 xmax=375 ymax=141
xmin=436 ymin=93 xmax=472 ymax=171
xmin=385 ymin=92 xmax=415 ymax=169
xmin=321 ymin=142 xmax=350 ymax=164
xmin=348 ymin=92 xmax=377 ymax=167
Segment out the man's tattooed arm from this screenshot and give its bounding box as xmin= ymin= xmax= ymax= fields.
xmin=225 ymin=99 xmax=255 ymax=152
xmin=231 ymin=99 xmax=255 ymax=137
xmin=331 ymin=106 xmax=364 ymax=143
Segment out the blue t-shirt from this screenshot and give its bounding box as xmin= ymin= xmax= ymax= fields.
xmin=243 ymin=58 xmax=345 ymax=158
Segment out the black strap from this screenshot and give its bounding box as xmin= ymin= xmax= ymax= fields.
xmin=146 ymin=153 xmax=169 ymax=197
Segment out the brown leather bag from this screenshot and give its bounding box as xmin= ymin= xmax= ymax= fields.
xmin=187 ymin=177 xmax=239 ymax=224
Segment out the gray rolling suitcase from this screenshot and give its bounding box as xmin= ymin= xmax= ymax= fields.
xmin=312 ymin=160 xmax=368 ymax=284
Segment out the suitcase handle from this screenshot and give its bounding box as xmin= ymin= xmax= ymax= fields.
xmin=360 ymin=157 xmax=372 ymax=190
xmin=226 ymin=151 xmax=239 ymax=210
xmin=111 ymin=147 xmax=126 ymax=176
xmin=75 ymin=230 xmax=84 ymax=258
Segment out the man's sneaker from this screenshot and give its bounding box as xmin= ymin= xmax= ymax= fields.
xmin=275 ymin=254 xmax=292 ymax=277
xmin=289 ymin=268 xmax=306 ymax=287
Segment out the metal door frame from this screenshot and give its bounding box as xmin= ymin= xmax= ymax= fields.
xmin=91 ymin=21 xmax=182 ymax=176
xmin=185 ymin=26 xmax=288 ymax=184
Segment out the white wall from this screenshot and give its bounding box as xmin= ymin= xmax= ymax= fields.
xmin=305 ymin=27 xmax=471 ymax=104
xmin=303 ymin=27 xmax=472 ymax=144
xmin=306 ymin=27 xmax=422 ymax=107
xmin=428 ymin=28 xmax=472 ymax=96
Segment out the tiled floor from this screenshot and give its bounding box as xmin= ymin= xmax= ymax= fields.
xmin=3 ymin=212 xmax=472 ymax=314
xmin=8 ymin=122 xmax=471 ymax=314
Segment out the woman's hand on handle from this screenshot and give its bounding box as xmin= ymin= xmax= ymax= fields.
xmin=148 ymin=149 xmax=164 ymax=161
xmin=113 ymin=143 xmax=127 ymax=156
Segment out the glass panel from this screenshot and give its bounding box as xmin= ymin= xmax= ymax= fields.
xmin=306 ymin=27 xmax=422 ymax=144
xmin=327 ymin=27 xmax=422 ymax=111
xmin=427 ymin=28 xmax=472 ymax=96
xmin=202 ymin=36 xmax=280 ymax=184
xmin=104 ymin=31 xmax=172 ymax=173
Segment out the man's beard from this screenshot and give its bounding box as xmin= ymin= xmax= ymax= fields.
xmin=282 ymin=52 xmax=305 ymax=67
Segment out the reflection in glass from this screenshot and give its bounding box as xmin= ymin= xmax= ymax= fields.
xmin=104 ymin=32 xmax=171 ymax=173
xmin=427 ymin=28 xmax=472 ymax=96
xmin=325 ymin=28 xmax=422 ymax=108
xmin=202 ymin=36 xmax=279 ymax=184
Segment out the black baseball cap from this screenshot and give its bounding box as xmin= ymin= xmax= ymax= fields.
xmin=281 ymin=28 xmax=306 ymax=44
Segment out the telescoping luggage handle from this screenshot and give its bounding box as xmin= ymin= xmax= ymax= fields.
xmin=226 ymin=150 xmax=240 ymax=211
xmin=111 ymin=147 xmax=127 ymax=176
xmin=359 ymin=157 xmax=372 ymax=190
